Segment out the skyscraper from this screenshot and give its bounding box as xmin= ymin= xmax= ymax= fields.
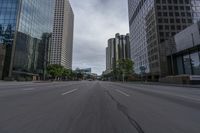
xmin=106 ymin=33 xmax=130 ymax=72
xmin=50 ymin=0 xmax=74 ymax=69
xmin=128 ymin=0 xmax=200 ymax=80
xmin=0 ymin=0 xmax=55 ymax=79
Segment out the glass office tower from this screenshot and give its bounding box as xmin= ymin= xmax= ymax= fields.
xmin=0 ymin=0 xmax=55 ymax=79
xmin=128 ymin=0 xmax=200 ymax=80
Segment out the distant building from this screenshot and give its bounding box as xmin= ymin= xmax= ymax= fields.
xmin=128 ymin=0 xmax=200 ymax=80
xmin=75 ymin=68 xmax=92 ymax=74
xmin=106 ymin=33 xmax=130 ymax=72
xmin=50 ymin=0 xmax=74 ymax=69
xmin=75 ymin=68 xmax=98 ymax=79
xmin=106 ymin=38 xmax=115 ymax=71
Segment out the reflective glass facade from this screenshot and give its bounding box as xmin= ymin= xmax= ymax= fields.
xmin=0 ymin=0 xmax=18 ymax=45
xmin=14 ymin=0 xmax=55 ymax=74
xmin=0 ymin=0 xmax=55 ymax=78
xmin=128 ymin=0 xmax=154 ymax=74
xmin=0 ymin=0 xmax=20 ymax=78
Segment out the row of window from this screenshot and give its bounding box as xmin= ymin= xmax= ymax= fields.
xmin=157 ymin=5 xmax=191 ymax=10
xmin=156 ymin=0 xmax=190 ymax=4
xmin=157 ymin=11 xmax=192 ymax=17
xmin=158 ymin=18 xmax=192 ymax=23
xmin=158 ymin=24 xmax=189 ymax=30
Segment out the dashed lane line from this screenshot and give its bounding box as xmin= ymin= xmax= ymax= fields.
xmin=61 ymin=89 xmax=78 ymax=95
xmin=115 ymin=89 xmax=130 ymax=97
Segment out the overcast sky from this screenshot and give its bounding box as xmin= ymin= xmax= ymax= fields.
xmin=70 ymin=0 xmax=129 ymax=75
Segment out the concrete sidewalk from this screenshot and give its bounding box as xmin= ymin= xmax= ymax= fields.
xmin=125 ymin=81 xmax=200 ymax=88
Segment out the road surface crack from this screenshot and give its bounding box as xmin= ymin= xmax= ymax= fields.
xmin=106 ymin=90 xmax=145 ymax=133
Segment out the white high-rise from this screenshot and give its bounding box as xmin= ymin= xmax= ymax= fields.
xmin=50 ymin=0 xmax=74 ymax=69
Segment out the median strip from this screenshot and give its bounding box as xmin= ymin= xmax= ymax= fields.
xmin=61 ymin=89 xmax=78 ymax=95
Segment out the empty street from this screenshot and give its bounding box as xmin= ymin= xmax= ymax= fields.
xmin=0 ymin=81 xmax=200 ymax=133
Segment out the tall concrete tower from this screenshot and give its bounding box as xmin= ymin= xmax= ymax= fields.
xmin=51 ymin=0 xmax=74 ymax=69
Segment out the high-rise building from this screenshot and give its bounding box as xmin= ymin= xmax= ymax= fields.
xmin=0 ymin=0 xmax=55 ymax=79
xmin=50 ymin=0 xmax=74 ymax=69
xmin=106 ymin=38 xmax=115 ymax=71
xmin=106 ymin=33 xmax=130 ymax=72
xmin=128 ymin=0 xmax=200 ymax=79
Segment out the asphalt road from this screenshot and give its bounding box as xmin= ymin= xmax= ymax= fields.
xmin=0 ymin=81 xmax=200 ymax=133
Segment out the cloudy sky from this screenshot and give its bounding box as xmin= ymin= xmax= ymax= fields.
xmin=70 ymin=0 xmax=129 ymax=75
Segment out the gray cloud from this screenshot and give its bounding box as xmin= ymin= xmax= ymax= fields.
xmin=70 ymin=0 xmax=129 ymax=75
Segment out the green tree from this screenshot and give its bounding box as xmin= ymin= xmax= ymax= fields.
xmin=70 ymin=71 xmax=77 ymax=80
xmin=47 ymin=64 xmax=64 ymax=80
xmin=62 ymin=69 xmax=71 ymax=78
xmin=116 ymin=59 xmax=134 ymax=81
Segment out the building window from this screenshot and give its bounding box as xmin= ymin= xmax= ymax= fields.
xmin=165 ymin=25 xmax=169 ymax=30
xmin=177 ymin=25 xmax=181 ymax=30
xmin=181 ymin=12 xmax=186 ymax=16
xmin=168 ymin=6 xmax=172 ymax=10
xmin=170 ymin=19 xmax=174 ymax=23
xmin=159 ymin=25 xmax=163 ymax=30
xmin=190 ymin=52 xmax=200 ymax=75
xmin=176 ymin=19 xmax=180 ymax=23
xmin=171 ymin=25 xmax=175 ymax=30
xmin=169 ymin=12 xmax=174 ymax=17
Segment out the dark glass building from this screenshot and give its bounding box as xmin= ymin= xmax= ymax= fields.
xmin=169 ymin=22 xmax=200 ymax=76
xmin=0 ymin=0 xmax=55 ymax=79
xmin=128 ymin=0 xmax=200 ymax=80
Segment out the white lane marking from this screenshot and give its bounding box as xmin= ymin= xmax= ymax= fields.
xmin=62 ymin=89 xmax=78 ymax=95
xmin=115 ymin=89 xmax=130 ymax=97
xmin=23 ymin=88 xmax=35 ymax=91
